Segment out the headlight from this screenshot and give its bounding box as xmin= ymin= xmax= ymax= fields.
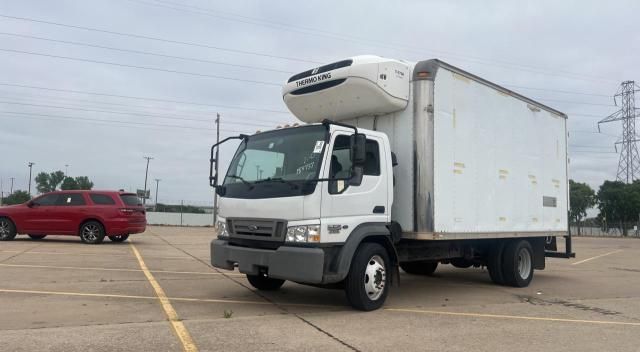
xmin=216 ymin=220 xmax=229 ymax=238
xmin=286 ymin=224 xmax=320 ymax=243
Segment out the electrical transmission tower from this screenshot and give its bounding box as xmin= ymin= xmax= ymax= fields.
xmin=598 ymin=81 xmax=640 ymax=183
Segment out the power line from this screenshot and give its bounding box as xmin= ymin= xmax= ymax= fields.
xmin=0 ymin=91 xmax=292 ymax=125
xmin=124 ymin=0 xmax=616 ymax=83
xmin=0 ymin=110 xmax=253 ymax=133
xmin=2 ymin=31 xmax=618 ymax=102
xmin=533 ymin=97 xmax=616 ymax=108
xmin=0 ymin=48 xmax=281 ymax=87
xmin=0 ymin=82 xmax=290 ymax=114
xmin=0 ymin=32 xmax=294 ymax=75
xmin=0 ymin=100 xmax=276 ymax=128
xmin=0 ymin=14 xmax=321 ymax=65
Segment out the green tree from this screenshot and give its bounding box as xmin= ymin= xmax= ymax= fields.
xmin=60 ymin=177 xmax=79 ymax=190
xmin=35 ymin=171 xmax=65 ymax=193
xmin=597 ymin=180 xmax=640 ymax=236
xmin=75 ymin=176 xmax=94 ymax=190
xmin=2 ymin=190 xmax=31 ymax=205
xmin=569 ymin=180 xmax=597 ymax=235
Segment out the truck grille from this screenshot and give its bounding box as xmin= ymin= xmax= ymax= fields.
xmin=227 ymin=218 xmax=286 ymax=240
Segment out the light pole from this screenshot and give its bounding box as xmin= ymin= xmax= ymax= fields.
xmin=65 ymin=164 xmax=69 ymax=175
xmin=143 ymin=156 xmax=153 ymax=206
xmin=27 ymin=162 xmax=34 ymax=196
xmin=154 ymin=178 xmax=160 ymax=212
xmin=9 ymin=177 xmax=14 ymax=194
xmin=213 ymin=113 xmax=220 ymax=225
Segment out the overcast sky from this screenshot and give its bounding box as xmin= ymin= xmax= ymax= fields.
xmin=0 ymin=0 xmax=637 ymax=205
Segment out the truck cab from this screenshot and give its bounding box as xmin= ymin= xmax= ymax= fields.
xmin=212 ymin=122 xmax=396 ymax=310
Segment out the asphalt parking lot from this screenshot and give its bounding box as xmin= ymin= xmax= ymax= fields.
xmin=1 ymin=227 xmax=639 ymax=352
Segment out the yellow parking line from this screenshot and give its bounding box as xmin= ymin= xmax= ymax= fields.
xmin=0 ymin=263 xmax=244 ymax=277
xmin=571 ymin=249 xmax=623 ymax=265
xmin=130 ymin=241 xmax=198 ymax=352
xmin=0 ymin=249 xmax=195 ymax=260
xmin=385 ymin=308 xmax=640 ymax=327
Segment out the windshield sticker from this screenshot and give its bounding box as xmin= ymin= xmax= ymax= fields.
xmin=268 ymin=142 xmax=275 ymax=149
xmin=313 ymin=141 xmax=324 ymax=153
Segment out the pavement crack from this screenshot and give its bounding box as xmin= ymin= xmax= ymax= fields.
xmin=147 ymin=229 xmax=359 ymax=351
xmin=0 ymin=243 xmax=44 ymax=264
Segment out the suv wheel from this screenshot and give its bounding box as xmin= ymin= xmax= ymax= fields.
xmin=80 ymin=221 xmax=105 ymax=244
xmin=0 ymin=218 xmax=17 ymax=241
xmin=109 ymin=234 xmax=130 ymax=243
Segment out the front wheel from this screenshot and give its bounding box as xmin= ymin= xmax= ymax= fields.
xmin=109 ymin=234 xmax=130 ymax=243
xmin=246 ymin=274 xmax=285 ymax=291
xmin=0 ymin=217 xmax=17 ymax=241
xmin=79 ymin=221 xmax=105 ymax=244
xmin=28 ymin=234 xmax=47 ymax=240
xmin=344 ymin=243 xmax=390 ymax=311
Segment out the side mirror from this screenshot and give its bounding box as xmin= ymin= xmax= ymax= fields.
xmin=215 ymin=186 xmax=227 ymax=197
xmin=350 ymin=134 xmax=366 ymax=166
xmin=349 ymin=166 xmax=364 ymax=186
xmin=27 ymin=201 xmax=36 ymax=208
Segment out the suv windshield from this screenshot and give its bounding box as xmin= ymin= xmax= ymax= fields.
xmin=222 ymin=125 xmax=327 ymax=198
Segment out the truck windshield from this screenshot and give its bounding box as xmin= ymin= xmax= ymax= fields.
xmin=222 ymin=125 xmax=328 ymax=198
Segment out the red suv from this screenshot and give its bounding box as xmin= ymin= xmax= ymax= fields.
xmin=0 ymin=190 xmax=146 ymax=244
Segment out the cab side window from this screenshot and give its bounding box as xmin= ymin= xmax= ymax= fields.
xmin=56 ymin=194 xmax=86 ymax=206
xmin=364 ymin=140 xmax=380 ymax=176
xmin=328 ymin=136 xmax=381 ymax=194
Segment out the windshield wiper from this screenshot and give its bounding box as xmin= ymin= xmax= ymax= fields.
xmin=254 ymin=177 xmax=299 ymax=189
xmin=226 ymin=174 xmax=254 ymax=189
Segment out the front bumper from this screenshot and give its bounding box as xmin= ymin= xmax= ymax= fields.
xmin=211 ymin=239 xmax=325 ymax=284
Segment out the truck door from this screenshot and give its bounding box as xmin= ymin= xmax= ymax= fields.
xmin=320 ymin=132 xmax=389 ymax=243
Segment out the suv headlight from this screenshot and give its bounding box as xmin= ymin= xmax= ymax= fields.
xmin=216 ymin=220 xmax=229 ymax=238
xmin=285 ymin=225 xmax=320 ymax=243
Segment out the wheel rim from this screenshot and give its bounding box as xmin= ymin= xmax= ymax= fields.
xmin=517 ymin=248 xmax=532 ymax=279
xmin=364 ymin=255 xmax=386 ymax=301
xmin=0 ymin=220 xmax=9 ymax=238
xmin=82 ymin=224 xmax=100 ymax=241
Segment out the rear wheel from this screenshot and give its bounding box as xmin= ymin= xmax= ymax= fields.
xmin=487 ymin=241 xmax=507 ymax=285
xmin=400 ymin=261 xmax=438 ymax=275
xmin=345 ymin=243 xmax=390 ymax=311
xmin=28 ymin=234 xmax=47 ymax=240
xmin=246 ymin=274 xmax=285 ymax=291
xmin=109 ymin=234 xmax=129 ymax=242
xmin=0 ymin=217 xmax=16 ymax=241
xmin=79 ymin=221 xmax=105 ymax=244
xmin=502 ymin=240 xmax=534 ymax=287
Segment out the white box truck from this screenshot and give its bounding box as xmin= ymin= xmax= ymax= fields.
xmin=209 ymin=55 xmax=573 ymax=311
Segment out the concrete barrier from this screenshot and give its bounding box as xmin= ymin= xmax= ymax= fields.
xmin=146 ymin=212 xmax=213 ymax=227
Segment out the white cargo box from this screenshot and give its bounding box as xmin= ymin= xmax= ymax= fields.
xmin=283 ymin=56 xmax=568 ymax=240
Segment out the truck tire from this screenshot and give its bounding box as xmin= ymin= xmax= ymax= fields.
xmin=345 ymin=242 xmax=390 ymax=311
xmin=28 ymin=234 xmax=47 ymax=240
xmin=79 ymin=221 xmax=105 ymax=244
xmin=0 ymin=217 xmax=17 ymax=241
xmin=502 ymin=239 xmax=534 ymax=287
xmin=246 ymin=274 xmax=285 ymax=291
xmin=487 ymin=241 xmax=506 ymax=285
xmin=400 ymin=261 xmax=438 ymax=275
